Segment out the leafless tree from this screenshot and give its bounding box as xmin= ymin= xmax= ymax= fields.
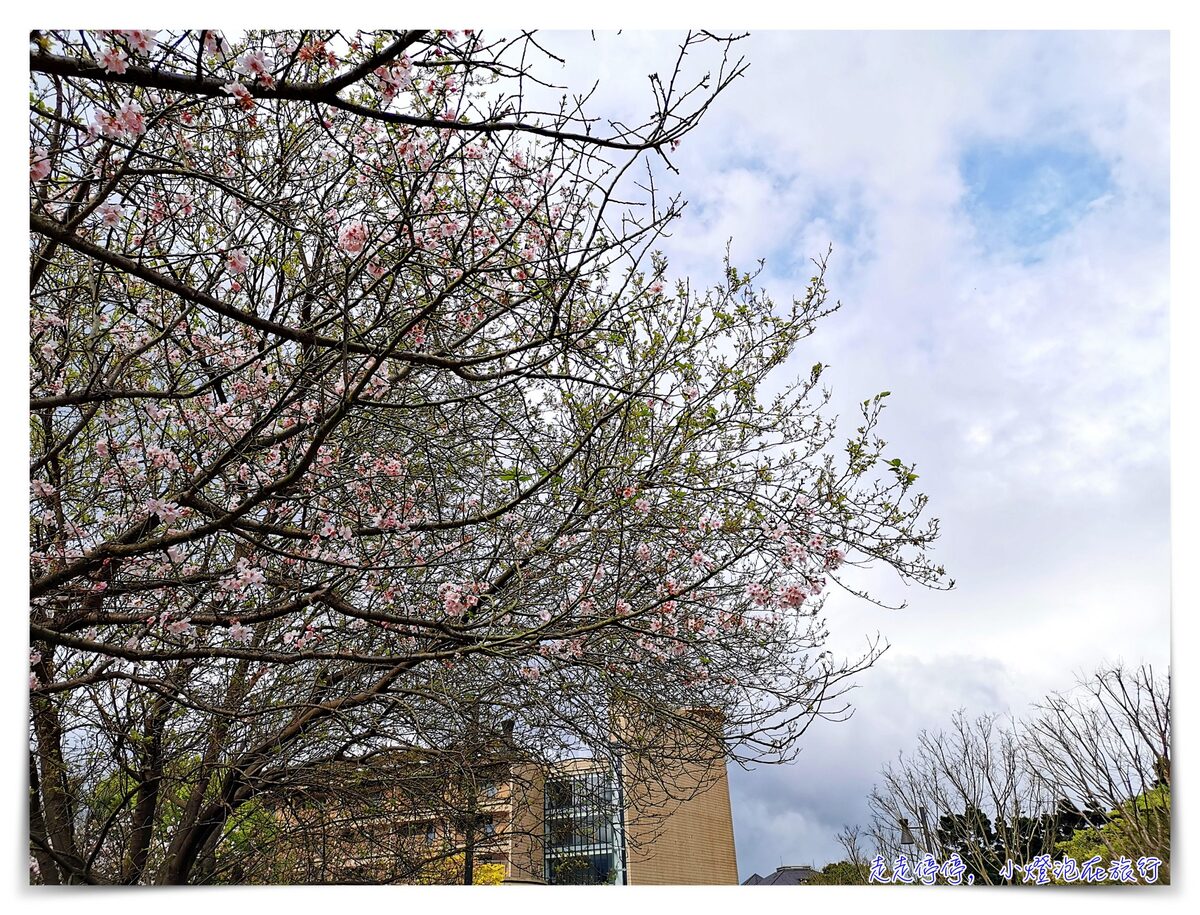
xmin=1024 ymin=664 xmax=1170 ymax=876
xmin=863 ymin=665 xmax=1170 ymax=884
xmin=866 ymin=710 xmax=1059 ymax=883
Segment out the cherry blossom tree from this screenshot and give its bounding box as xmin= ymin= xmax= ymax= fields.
xmin=29 ymin=29 xmax=949 ymax=884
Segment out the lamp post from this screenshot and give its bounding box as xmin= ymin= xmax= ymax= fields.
xmin=898 ymin=806 xmax=935 ymax=858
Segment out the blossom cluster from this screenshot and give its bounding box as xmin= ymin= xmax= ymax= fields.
xmin=91 ymin=99 xmax=147 ymax=140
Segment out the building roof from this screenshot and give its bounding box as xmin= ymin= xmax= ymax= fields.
xmin=742 ymin=865 xmax=819 ymax=885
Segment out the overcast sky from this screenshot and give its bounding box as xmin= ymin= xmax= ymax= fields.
xmin=538 ymin=29 xmax=1170 ymax=879
xmin=4 ymin=22 xmax=1175 ymax=898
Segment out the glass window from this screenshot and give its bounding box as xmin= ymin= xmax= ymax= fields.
xmin=547 ymin=779 xmax=573 ymax=810
xmin=544 ymin=767 xmax=624 ymax=884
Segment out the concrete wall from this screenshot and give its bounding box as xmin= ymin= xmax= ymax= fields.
xmin=623 ymin=754 xmax=739 ymax=885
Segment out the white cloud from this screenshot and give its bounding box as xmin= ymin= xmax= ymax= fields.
xmin=730 ymin=653 xmax=1026 ymax=875
xmin=535 ymin=30 xmax=1169 ymax=878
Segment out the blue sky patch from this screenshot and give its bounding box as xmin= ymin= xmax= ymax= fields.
xmin=960 ymin=142 xmax=1112 ymax=256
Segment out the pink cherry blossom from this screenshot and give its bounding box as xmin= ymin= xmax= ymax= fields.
xmin=746 ymin=582 xmax=772 ymax=606
xmin=299 ymin=39 xmax=327 ymax=65
xmin=236 ymin=560 xmax=266 ymax=588
xmin=762 ymin=520 xmax=789 ymax=541
xmin=145 ymin=497 xmax=182 ymax=523
xmin=226 ymin=249 xmax=250 ymax=274
xmin=338 ymin=222 xmax=368 ymax=254
xmin=97 ymin=203 xmax=122 ymax=226
xmin=439 ymin=581 xmax=469 ymax=616
xmin=228 ymin=621 xmax=253 ymax=644
xmin=222 ymin=82 xmax=254 ymax=110
xmin=146 ymin=445 xmax=180 ymax=470
xmin=91 ymin=110 xmax=123 ymax=139
xmin=782 ymin=539 xmax=807 ymax=567
xmin=100 ymin=46 xmax=127 ymax=74
xmin=30 ymin=149 xmax=51 ymax=182
xmin=634 ymin=498 xmax=651 ymax=514
xmin=236 ymin=50 xmax=275 ymax=87
xmin=116 ymin=99 xmax=146 ymax=137
xmin=122 ymin=30 xmax=157 ymax=55
xmin=374 ymin=62 xmax=413 ymax=101
xmin=203 ymin=31 xmax=232 ymax=57
xmin=777 ymin=583 xmax=808 ymax=608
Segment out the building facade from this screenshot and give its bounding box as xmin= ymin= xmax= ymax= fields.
xmin=502 ymin=749 xmax=739 ymax=885
xmin=266 ymin=713 xmax=739 ymax=885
